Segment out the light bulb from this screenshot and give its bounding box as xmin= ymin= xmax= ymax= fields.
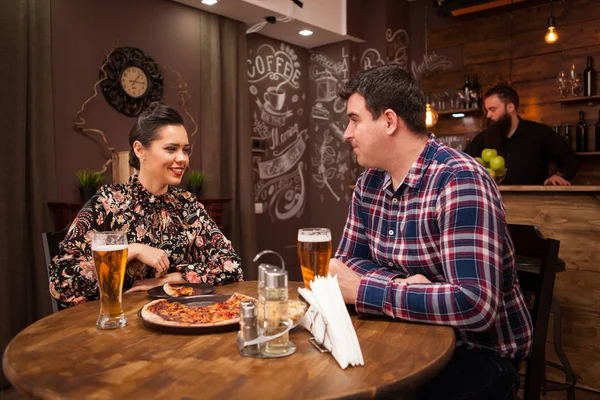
xmin=545 ymin=16 xmax=558 ymax=44
xmin=425 ymin=102 xmax=438 ymax=128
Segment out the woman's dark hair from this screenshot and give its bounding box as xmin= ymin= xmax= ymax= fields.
xmin=128 ymin=102 xmax=185 ymax=169
xmin=339 ymin=65 xmax=427 ymax=135
xmin=483 ymin=83 xmax=520 ymax=110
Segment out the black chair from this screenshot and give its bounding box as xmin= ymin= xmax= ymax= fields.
xmin=508 ymin=224 xmax=559 ymax=400
xmin=42 ymin=225 xmax=70 ymax=313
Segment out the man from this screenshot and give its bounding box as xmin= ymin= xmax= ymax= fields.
xmin=330 ymin=65 xmax=532 ymax=400
xmin=465 ymin=84 xmax=579 ymax=185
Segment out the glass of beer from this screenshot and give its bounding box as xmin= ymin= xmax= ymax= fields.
xmin=297 ymin=228 xmax=332 ymax=288
xmin=92 ymin=231 xmax=128 ymax=329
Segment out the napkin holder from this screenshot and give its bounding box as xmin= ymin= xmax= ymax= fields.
xmin=298 ymin=303 xmax=331 ymax=353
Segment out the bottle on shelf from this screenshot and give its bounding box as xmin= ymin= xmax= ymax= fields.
xmin=471 ymin=75 xmax=480 ymax=109
xmin=462 ymin=75 xmax=471 ymax=109
xmin=595 ymin=109 xmax=600 ymax=151
xmin=583 ymin=56 xmax=596 ymax=97
xmin=564 ymin=124 xmax=573 ymax=151
xmin=554 ymin=124 xmax=561 ymax=136
xmin=576 ymin=111 xmax=588 ymax=152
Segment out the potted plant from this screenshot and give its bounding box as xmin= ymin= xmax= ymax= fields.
xmin=76 ymin=169 xmax=104 ymax=202
xmin=187 ymin=169 xmax=205 ymax=198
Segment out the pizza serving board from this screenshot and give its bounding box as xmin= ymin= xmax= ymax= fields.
xmin=147 ymin=283 xmax=215 ymax=299
xmin=138 ymin=295 xmax=240 ymax=334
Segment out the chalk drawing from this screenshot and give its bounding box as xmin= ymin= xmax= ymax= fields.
xmin=247 ymin=44 xmax=301 ymax=88
xmin=255 ymin=162 xmax=306 ymax=221
xmin=311 ymin=102 xmax=331 ymax=122
xmin=386 ymin=29 xmax=410 ymax=68
xmin=248 ymin=41 xmax=305 ymax=221
xmin=411 ymin=51 xmax=453 ymax=81
xmin=311 ymin=129 xmax=340 ymax=202
xmin=359 ymin=48 xmax=385 ymax=70
xmin=308 ymin=47 xmax=352 ymax=203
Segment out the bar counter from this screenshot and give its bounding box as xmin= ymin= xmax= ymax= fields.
xmin=500 ymin=185 xmax=600 ymax=390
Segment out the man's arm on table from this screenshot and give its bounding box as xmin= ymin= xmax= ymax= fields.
xmin=334 ymin=171 xmax=505 ymax=332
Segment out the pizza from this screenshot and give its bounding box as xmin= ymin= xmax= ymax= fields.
xmin=163 ymin=283 xmax=195 ymax=297
xmin=141 ymin=293 xmax=256 ymax=327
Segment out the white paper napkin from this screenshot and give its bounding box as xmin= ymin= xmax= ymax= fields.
xmin=298 ymin=275 xmax=364 ymax=369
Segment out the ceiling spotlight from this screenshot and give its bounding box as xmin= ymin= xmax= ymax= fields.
xmin=291 ymin=0 xmax=303 ymax=8
xmin=299 ymin=30 xmax=313 ymax=36
xmin=201 ymin=0 xmax=218 ymax=5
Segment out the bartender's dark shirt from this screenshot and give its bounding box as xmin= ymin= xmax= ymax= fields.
xmin=464 ymin=117 xmax=579 ymax=185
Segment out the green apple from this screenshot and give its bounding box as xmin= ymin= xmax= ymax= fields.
xmin=487 ymin=168 xmax=497 ymax=179
xmin=489 ymin=155 xmax=505 ymax=171
xmin=475 ymin=157 xmax=486 ymax=166
xmin=481 ymin=148 xmax=498 ymax=163
xmin=495 ymin=167 xmax=506 ymax=178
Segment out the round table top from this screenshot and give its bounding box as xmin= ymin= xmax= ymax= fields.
xmin=3 ymin=281 xmax=455 ymax=400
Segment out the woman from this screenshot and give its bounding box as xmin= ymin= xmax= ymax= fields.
xmin=49 ymin=103 xmax=243 ymax=308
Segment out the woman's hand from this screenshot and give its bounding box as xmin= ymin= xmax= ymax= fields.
xmin=124 ymin=272 xmax=185 ymax=293
xmin=128 ymin=243 xmax=170 ymax=278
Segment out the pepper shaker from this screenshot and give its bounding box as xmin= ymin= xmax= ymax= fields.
xmin=239 ymin=301 xmax=260 ymax=357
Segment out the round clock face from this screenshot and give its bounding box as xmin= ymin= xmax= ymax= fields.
xmin=100 ymin=47 xmax=163 ymax=117
xmin=120 ymin=66 xmax=148 ymax=98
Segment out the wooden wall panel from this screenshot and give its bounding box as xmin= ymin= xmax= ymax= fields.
xmin=554 ymin=270 xmax=600 ymax=313
xmin=547 ymin=309 xmax=600 ymax=355
xmin=429 ymin=14 xmax=509 ymax=50
xmin=519 ymin=102 xmax=563 ymax=125
xmin=511 ymin=53 xmax=561 ymax=82
xmin=502 ymin=193 xmax=600 ymax=233
xmin=463 ymin=37 xmax=512 ymax=65
xmin=545 ymin=343 xmax=600 ymax=391
xmin=512 ymin=78 xmax=557 ymax=105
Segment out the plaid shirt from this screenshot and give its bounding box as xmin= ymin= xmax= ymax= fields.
xmin=336 ymin=135 xmax=533 ymax=360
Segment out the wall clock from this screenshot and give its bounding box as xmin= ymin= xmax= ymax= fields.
xmin=100 ymin=47 xmax=163 ymax=117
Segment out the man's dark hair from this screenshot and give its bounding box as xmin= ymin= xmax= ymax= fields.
xmin=128 ymin=102 xmax=186 ymax=169
xmin=339 ymin=65 xmax=427 ymax=134
xmin=483 ymin=83 xmax=520 ymax=109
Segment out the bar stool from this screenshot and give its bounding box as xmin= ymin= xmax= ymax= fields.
xmin=515 ymin=255 xmax=576 ymax=400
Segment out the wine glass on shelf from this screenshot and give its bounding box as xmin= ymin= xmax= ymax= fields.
xmin=556 ymin=70 xmax=568 ymax=98
xmin=567 ymin=64 xmax=583 ymax=97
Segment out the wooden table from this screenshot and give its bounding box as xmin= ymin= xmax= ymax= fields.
xmin=3 ymin=282 xmax=455 ymax=400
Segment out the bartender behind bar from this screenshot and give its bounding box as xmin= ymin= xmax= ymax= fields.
xmin=465 ymin=84 xmax=579 ymax=185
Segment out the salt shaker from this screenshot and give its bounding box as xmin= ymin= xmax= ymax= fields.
xmin=263 ymin=269 xmax=289 ymax=355
xmin=239 ymin=301 xmax=260 ymax=357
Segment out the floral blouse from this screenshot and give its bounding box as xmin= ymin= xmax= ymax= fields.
xmin=49 ymin=175 xmax=243 ymax=308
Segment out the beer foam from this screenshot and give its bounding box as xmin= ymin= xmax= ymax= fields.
xmin=91 ymin=244 xmax=128 ymax=251
xmin=298 ymin=230 xmax=331 ymax=242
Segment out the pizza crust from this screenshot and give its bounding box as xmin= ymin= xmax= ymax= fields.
xmin=162 ymin=284 xmax=179 ymax=297
xmin=163 ymin=283 xmax=194 ymax=297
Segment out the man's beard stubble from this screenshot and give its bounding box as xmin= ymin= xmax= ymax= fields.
xmin=483 ymin=112 xmax=512 ymax=150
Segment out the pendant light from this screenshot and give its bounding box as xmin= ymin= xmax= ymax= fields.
xmin=544 ymin=0 xmax=558 ymax=44
xmin=424 ymin=6 xmax=438 ymax=128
